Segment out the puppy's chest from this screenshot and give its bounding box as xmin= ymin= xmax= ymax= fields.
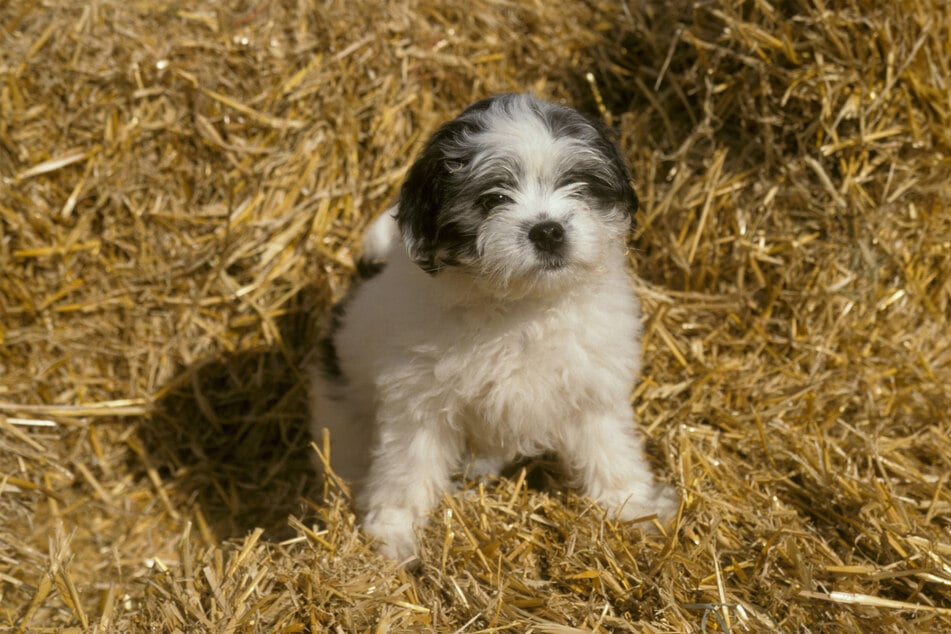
xmin=431 ymin=307 xmax=628 ymax=432
xmin=438 ymin=323 xmax=564 ymax=387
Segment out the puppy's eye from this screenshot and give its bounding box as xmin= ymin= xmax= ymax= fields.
xmin=478 ymin=192 xmax=512 ymax=212
xmin=566 ymin=182 xmax=589 ymax=199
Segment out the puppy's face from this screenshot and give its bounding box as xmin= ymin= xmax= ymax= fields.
xmin=397 ymin=94 xmax=638 ymax=297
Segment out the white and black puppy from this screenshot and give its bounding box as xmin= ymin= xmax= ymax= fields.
xmin=310 ymin=93 xmax=677 ymax=561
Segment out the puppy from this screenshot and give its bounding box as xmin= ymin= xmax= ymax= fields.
xmin=310 ymin=93 xmax=677 ymax=561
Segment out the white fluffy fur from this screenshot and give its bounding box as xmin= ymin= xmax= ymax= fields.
xmin=309 ymin=95 xmax=677 ymax=561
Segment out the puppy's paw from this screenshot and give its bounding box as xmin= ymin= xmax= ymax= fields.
xmin=598 ymin=482 xmax=680 ymax=525
xmin=362 ymin=506 xmax=419 ymax=562
xmin=646 ymin=482 xmax=681 ymax=523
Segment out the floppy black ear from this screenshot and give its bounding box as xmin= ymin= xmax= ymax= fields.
xmin=396 ymin=139 xmax=447 ymax=272
xmin=396 ymin=104 xmax=492 ymax=272
xmin=543 ymin=99 xmax=639 ymax=227
xmin=589 ymin=118 xmax=640 ymax=224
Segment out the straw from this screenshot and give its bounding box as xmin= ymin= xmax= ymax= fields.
xmin=1 ymin=0 xmax=948 ymax=630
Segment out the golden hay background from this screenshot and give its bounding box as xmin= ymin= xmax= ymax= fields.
xmin=1 ymin=0 xmax=949 ymax=631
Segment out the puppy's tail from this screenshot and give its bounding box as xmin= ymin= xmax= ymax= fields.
xmin=357 ymin=207 xmax=398 ymax=278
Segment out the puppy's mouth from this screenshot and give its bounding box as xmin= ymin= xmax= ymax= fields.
xmin=535 ymin=254 xmax=569 ymax=271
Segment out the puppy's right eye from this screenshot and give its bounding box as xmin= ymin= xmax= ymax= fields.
xmin=478 ymin=192 xmax=512 ymax=212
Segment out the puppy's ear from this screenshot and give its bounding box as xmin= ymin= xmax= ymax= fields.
xmin=590 ymin=119 xmax=640 ymax=225
xmin=397 ymin=111 xmax=485 ymax=273
xmin=396 ymin=141 xmax=446 ymax=272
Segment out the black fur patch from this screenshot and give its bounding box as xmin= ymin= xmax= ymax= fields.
xmin=356 ymin=258 xmax=386 ymax=280
xmin=317 ymin=302 xmax=347 ymax=382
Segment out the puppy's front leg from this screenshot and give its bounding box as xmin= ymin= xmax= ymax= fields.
xmin=560 ymin=412 xmax=678 ymax=523
xmin=360 ymin=417 xmax=463 ymax=561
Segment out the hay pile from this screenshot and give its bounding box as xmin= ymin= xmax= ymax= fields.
xmin=1 ymin=0 xmax=948 ymax=630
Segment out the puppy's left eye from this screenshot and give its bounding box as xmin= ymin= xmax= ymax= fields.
xmin=478 ymin=192 xmax=512 ymax=212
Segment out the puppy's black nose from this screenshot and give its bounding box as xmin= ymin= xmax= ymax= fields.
xmin=528 ymin=221 xmax=566 ymax=254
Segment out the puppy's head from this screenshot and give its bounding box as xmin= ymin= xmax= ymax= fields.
xmin=396 ymin=93 xmax=638 ymax=296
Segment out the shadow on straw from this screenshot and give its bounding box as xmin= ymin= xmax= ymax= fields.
xmin=138 ymin=286 xmax=327 ymax=542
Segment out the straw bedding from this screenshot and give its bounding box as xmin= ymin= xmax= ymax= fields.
xmin=1 ymin=0 xmax=948 ymax=631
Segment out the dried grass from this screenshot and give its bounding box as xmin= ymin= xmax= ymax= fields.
xmin=1 ymin=0 xmax=949 ymax=631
